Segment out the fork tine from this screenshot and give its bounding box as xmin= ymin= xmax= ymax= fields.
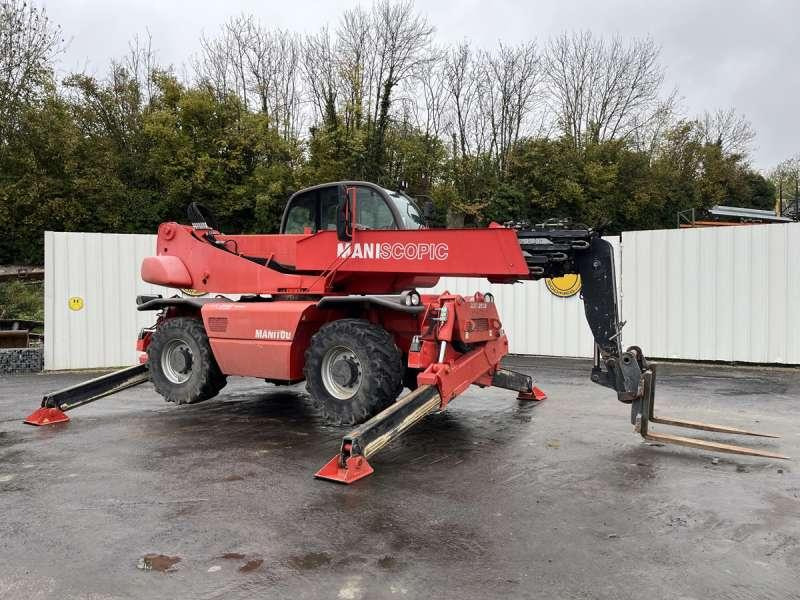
xmin=645 ymin=431 xmax=789 ymax=460
xmin=649 ymin=416 xmax=779 ymax=438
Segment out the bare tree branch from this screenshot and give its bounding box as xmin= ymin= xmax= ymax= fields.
xmin=699 ymin=107 xmax=755 ymax=156
xmin=544 ymin=32 xmax=666 ymax=149
xmin=476 ymin=42 xmax=543 ymax=171
xmin=193 ymin=15 xmax=303 ymax=139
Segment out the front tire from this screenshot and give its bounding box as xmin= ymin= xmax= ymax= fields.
xmin=148 ymin=317 xmax=227 ymax=404
xmin=304 ymin=319 xmax=403 ymax=426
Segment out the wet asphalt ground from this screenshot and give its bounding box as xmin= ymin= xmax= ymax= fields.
xmin=1 ymin=356 xmax=799 ymax=600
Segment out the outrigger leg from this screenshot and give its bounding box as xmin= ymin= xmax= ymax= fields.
xmin=315 ymin=366 xmax=550 ymax=484
xmin=315 ymin=385 xmax=442 ymax=483
xmin=316 ymin=341 xmax=545 ymax=484
xmin=24 ymin=364 xmax=150 ymax=426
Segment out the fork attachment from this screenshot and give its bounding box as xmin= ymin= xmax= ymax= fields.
xmin=631 ymin=365 xmax=788 ymax=460
xmin=576 ymin=236 xmax=786 ymax=460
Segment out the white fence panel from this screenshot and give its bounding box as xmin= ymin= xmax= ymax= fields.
xmin=44 ymin=232 xmax=164 ymax=370
xmin=621 ymin=223 xmax=800 ymax=364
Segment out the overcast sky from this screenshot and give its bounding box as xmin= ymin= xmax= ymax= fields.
xmin=43 ymin=0 xmax=798 ymax=171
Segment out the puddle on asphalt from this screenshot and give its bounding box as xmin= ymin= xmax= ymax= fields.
xmin=377 ymin=555 xmax=397 ymax=569
xmin=288 ymin=551 xmax=331 ymax=570
xmin=239 ymin=558 xmax=264 ymax=572
xmin=216 ymin=552 xmax=264 ymax=573
xmin=137 ymin=554 xmax=181 ymax=572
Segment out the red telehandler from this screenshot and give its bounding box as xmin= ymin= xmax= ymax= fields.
xmin=25 ymin=182 xmax=786 ymax=482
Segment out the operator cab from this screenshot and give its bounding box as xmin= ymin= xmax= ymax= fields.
xmin=280 ymin=181 xmax=425 ymax=234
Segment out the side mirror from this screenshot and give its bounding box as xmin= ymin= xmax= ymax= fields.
xmin=414 ymin=195 xmax=435 ymax=227
xmin=336 ymin=185 xmax=353 ymax=241
xmin=421 ymin=198 xmax=434 ymax=221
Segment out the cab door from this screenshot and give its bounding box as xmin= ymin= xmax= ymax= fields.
xmin=281 ymin=183 xmax=402 ymax=234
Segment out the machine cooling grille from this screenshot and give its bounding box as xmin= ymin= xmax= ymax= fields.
xmin=207 ymin=317 xmax=228 ymax=333
xmin=472 ymin=318 xmax=489 ymax=331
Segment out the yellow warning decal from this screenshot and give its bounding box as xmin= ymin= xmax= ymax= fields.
xmin=181 ymin=288 xmax=208 ymax=297
xmin=545 ymin=274 xmax=581 ymax=298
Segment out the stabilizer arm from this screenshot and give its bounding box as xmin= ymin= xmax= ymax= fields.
xmin=24 ymin=364 xmax=150 ymax=426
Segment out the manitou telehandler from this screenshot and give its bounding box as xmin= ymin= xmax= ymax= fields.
xmin=25 ymin=181 xmax=787 ymax=482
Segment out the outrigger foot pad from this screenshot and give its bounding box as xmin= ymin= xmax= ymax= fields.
xmin=518 ymin=386 xmax=547 ymax=402
xmin=24 ymin=407 xmax=70 ymax=426
xmin=315 ymin=454 xmax=374 ymax=484
xmin=490 ymin=368 xmax=546 ymax=401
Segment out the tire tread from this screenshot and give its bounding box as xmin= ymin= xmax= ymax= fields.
xmin=304 ymin=319 xmax=403 ymax=425
xmin=148 ymin=317 xmax=227 ymax=404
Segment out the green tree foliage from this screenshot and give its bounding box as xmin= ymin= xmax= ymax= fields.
xmin=138 ymin=75 xmax=300 ymax=233
xmin=0 ymin=69 xmax=301 ymax=263
xmin=0 ymin=280 xmax=43 ymax=320
xmin=769 ymin=157 xmax=800 ymax=217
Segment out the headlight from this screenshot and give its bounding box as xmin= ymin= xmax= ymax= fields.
xmin=404 ymin=290 xmax=421 ymax=306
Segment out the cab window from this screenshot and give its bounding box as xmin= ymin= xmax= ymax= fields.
xmin=284 ymin=191 xmax=316 ymax=233
xmin=319 ymin=186 xmax=340 ymax=231
xmin=387 ymin=190 xmax=424 ymax=229
xmin=357 ymin=187 xmax=397 ymax=229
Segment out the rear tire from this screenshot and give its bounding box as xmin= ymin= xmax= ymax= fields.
xmin=304 ymin=319 xmax=403 ymax=426
xmin=148 ymin=317 xmax=227 ymax=405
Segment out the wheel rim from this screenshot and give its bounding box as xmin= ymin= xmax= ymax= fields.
xmin=161 ymin=338 xmax=194 ymax=384
xmin=321 ymin=345 xmax=362 ymax=400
